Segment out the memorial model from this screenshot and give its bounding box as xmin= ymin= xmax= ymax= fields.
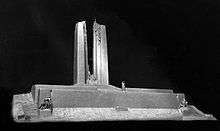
xmin=13 ymin=20 xmax=215 ymax=121
xmin=31 ymin=20 xmax=185 ymax=115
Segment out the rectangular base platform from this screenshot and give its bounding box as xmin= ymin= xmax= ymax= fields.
xmin=32 ymin=84 xmax=185 ymax=110
xmin=13 ymin=93 xmax=216 ymax=122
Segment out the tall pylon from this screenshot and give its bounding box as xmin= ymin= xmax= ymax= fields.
xmin=73 ymin=21 xmax=89 ymax=84
xmin=93 ymin=21 xmax=109 ymax=85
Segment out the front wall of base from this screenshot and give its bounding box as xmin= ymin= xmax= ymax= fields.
xmin=52 ymin=90 xmax=180 ymax=109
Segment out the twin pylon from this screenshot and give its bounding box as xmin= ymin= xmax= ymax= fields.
xmin=73 ymin=21 xmax=109 ymax=85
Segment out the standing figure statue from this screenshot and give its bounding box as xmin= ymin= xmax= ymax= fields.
xmin=121 ymin=81 xmax=126 ymax=91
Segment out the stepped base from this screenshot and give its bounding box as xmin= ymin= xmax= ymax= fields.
xmin=32 ymin=84 xmax=185 ymax=116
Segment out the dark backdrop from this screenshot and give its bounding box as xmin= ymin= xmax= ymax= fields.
xmin=0 ymin=0 xmax=219 ymax=120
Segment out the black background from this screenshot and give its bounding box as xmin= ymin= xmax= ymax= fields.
xmin=0 ymin=0 xmax=220 ymax=123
